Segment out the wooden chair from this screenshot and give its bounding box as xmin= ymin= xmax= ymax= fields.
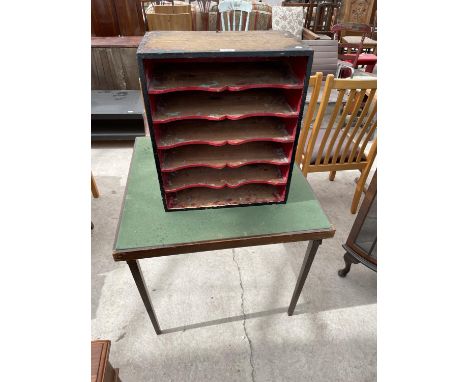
xmin=296 ymin=73 xmax=377 ymax=213
xmin=331 ymin=23 xmax=377 ymax=72
xmin=304 ymin=0 xmax=341 ymax=39
xmin=141 ymin=1 xmax=192 ymax=31
xmin=218 ymin=0 xmax=252 ymax=31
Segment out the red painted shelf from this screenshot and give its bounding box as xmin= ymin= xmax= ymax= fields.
xmin=166 ymin=184 xmax=286 ymax=210
xmin=148 ymin=61 xmax=302 ymax=94
xmin=155 ymin=117 xmax=295 ymax=149
xmin=138 ymin=33 xmax=312 ymax=211
xmin=151 ymin=89 xmax=299 ymax=123
xmin=160 ymin=142 xmax=291 ymax=172
xmin=162 ymin=164 xmax=288 ymax=192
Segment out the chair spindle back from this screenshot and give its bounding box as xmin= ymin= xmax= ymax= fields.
xmin=218 ymin=0 xmax=252 ymax=31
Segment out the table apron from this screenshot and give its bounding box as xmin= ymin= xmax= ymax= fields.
xmin=113 ymin=228 xmax=335 ymax=261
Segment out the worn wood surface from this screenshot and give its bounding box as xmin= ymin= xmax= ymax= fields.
xmin=152 ymin=89 xmax=297 ymax=122
xmin=161 ymin=142 xmax=289 ymax=171
xmin=92 ymin=36 xmax=142 ymax=48
xmin=168 ymin=183 xmax=283 ymax=209
xmin=163 ymin=164 xmax=286 ymax=192
xmin=149 ymin=61 xmax=301 ymax=93
xmin=138 ymin=30 xmax=312 ymax=54
xmin=92 ymin=46 xmax=140 ymax=90
xmin=157 ymin=118 xmax=291 ymax=148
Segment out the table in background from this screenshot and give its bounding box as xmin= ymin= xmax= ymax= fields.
xmin=113 ymin=137 xmax=335 ymax=334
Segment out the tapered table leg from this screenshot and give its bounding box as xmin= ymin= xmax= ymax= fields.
xmin=287 ymin=240 xmax=322 ymax=316
xmin=127 ymin=260 xmax=162 ymax=335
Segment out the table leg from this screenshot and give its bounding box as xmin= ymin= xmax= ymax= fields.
xmin=287 ymin=240 xmax=322 ymax=316
xmin=127 ymin=260 xmax=162 ymax=335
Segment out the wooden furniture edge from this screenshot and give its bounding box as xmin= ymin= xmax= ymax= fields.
xmin=112 ymin=139 xmax=138 ymax=254
xmin=113 ymin=227 xmax=336 ymax=261
xmin=92 ymin=36 xmax=143 ymax=48
xmin=92 ymin=340 xmax=110 ymax=382
xmin=302 ymin=28 xmax=320 ymax=40
xmin=342 ymin=243 xmax=376 ymax=271
xmin=346 ymin=170 xmax=377 ymax=263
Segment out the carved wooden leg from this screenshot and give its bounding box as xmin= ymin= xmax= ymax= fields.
xmin=338 ymin=252 xmax=358 ymax=277
xmin=329 ymin=171 xmax=336 ymax=181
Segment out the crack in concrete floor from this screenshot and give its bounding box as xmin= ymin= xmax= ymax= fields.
xmin=232 ymin=249 xmax=256 ymax=382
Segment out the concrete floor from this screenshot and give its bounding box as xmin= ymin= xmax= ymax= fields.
xmin=92 ymin=141 xmax=376 ymax=382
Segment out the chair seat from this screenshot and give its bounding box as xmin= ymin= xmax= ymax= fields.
xmin=315 ymin=33 xmax=332 ymax=40
xmin=342 ymin=36 xmax=377 ymax=47
xmin=310 ymin=129 xmax=367 ymax=164
xmin=340 ymin=53 xmax=377 ymax=65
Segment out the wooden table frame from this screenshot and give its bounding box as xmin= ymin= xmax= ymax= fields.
xmin=114 ymin=229 xmax=333 ymax=335
xmin=112 ymin=138 xmax=335 ymax=335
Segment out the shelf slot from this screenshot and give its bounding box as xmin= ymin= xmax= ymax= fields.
xmin=162 ymin=164 xmax=289 ymax=192
xmin=148 ymin=61 xmax=303 ymax=94
xmin=155 ymin=117 xmax=296 ymax=149
xmin=166 ymin=184 xmax=286 ymax=210
xmin=159 ymin=142 xmax=292 ymax=172
xmin=151 ymin=89 xmax=300 ymax=123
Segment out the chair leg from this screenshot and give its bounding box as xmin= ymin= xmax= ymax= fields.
xmin=91 ymin=173 xmax=99 ymax=198
xmin=329 ymin=171 xmax=336 ymax=181
xmin=365 ymin=63 xmax=376 ymax=73
xmin=351 ymin=173 xmax=366 ymax=214
xmin=351 ymin=165 xmax=374 ymax=213
xmin=338 ymin=252 xmax=358 ymax=277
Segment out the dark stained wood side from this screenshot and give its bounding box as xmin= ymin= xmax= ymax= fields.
xmin=92 ymin=0 xmax=120 ymax=37
xmin=113 ymin=227 xmax=336 ymax=261
xmin=114 ymin=0 xmax=145 ymax=36
xmin=346 ymin=171 xmax=377 ymax=264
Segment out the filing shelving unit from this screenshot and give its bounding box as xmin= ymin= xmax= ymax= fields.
xmin=137 ymin=31 xmax=313 ymax=211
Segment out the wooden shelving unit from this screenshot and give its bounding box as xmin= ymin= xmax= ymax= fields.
xmin=137 ymin=31 xmax=313 ymax=211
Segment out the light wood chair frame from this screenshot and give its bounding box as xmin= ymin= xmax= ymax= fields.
xmin=218 ymin=0 xmax=252 ymax=31
xmin=296 ymin=72 xmax=377 ymax=213
xmin=91 ymin=172 xmax=100 ymax=198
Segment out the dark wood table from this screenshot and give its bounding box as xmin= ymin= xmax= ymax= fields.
xmin=113 ymin=137 xmax=335 ymax=334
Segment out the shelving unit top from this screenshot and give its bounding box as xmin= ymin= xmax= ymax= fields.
xmin=137 ymin=31 xmax=314 ymax=58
